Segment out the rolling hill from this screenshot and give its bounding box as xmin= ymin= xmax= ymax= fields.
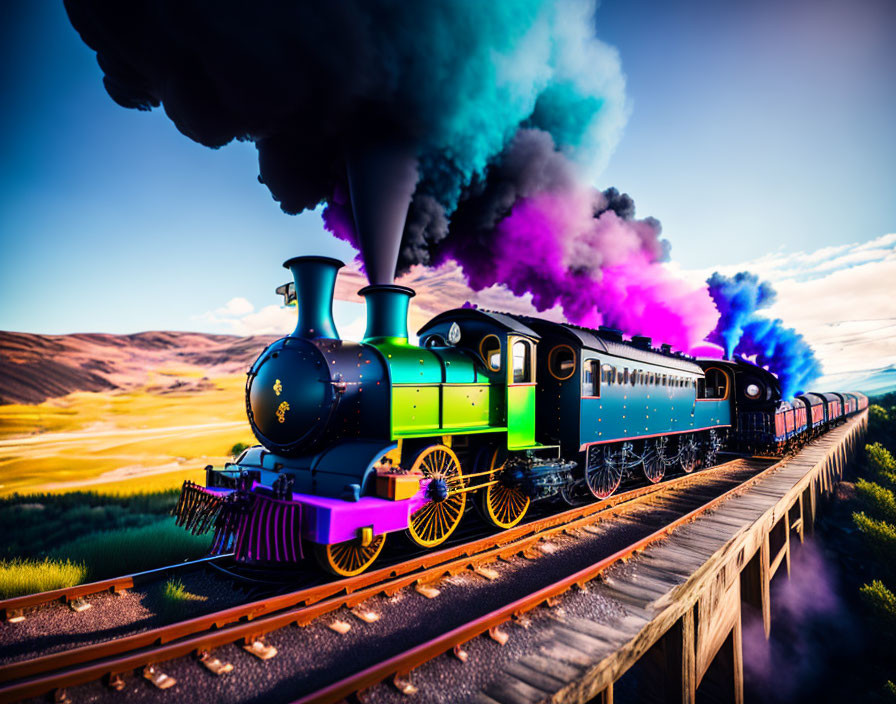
xmin=0 ymin=331 xmax=278 ymax=405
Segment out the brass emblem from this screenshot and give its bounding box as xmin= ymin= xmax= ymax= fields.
xmin=276 ymin=401 xmax=290 ymax=424
xmin=273 ymin=378 xmax=283 ymax=396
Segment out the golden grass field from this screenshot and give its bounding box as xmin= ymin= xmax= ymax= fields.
xmin=0 ymin=371 xmax=255 ymax=497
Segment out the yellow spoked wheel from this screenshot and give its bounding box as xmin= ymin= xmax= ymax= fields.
xmin=313 ymin=534 xmax=386 ymax=577
xmin=476 ymin=448 xmax=530 ymax=529
xmin=406 ymin=444 xmax=466 ymax=548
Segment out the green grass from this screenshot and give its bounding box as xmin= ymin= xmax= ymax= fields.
xmin=0 ymin=558 xmax=87 ymax=598
xmin=0 ymin=493 xmax=213 ymax=596
xmin=0 ymin=490 xmax=183 ymax=559
xmin=48 ymin=520 xmax=211 ymax=581
xmin=160 ymin=577 xmax=207 ymax=618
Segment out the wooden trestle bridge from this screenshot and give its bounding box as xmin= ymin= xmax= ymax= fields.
xmin=468 ymin=411 xmax=868 ymax=704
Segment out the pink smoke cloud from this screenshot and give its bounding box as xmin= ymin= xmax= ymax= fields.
xmin=327 ymin=186 xmax=719 ymax=352
xmin=479 ymin=191 xmax=719 ymax=350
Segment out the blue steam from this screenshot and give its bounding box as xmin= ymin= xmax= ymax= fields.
xmin=707 ymin=272 xmax=822 ymax=399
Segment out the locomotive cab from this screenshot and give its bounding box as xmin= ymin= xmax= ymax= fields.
xmin=418 ymin=309 xmax=543 ymax=450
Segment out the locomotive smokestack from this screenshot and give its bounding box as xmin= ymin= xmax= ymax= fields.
xmin=346 ymin=144 xmax=418 ymax=285
xmin=283 ymin=255 xmax=344 ymax=339
xmin=359 ymin=284 xmax=415 ymax=343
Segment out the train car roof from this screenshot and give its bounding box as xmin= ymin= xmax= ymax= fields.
xmin=418 ymin=308 xmax=540 ymax=339
xmin=508 ymin=315 xmax=705 ymax=375
xmin=819 ymin=392 xmax=842 ymax=403
xmin=796 ymin=392 xmax=825 ymax=404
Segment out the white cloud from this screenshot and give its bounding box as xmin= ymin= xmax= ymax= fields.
xmin=195 ymin=296 xmax=292 ymax=335
xmin=224 ymin=305 xmax=295 ymax=335
xmin=684 ymin=232 xmax=896 ymax=286
xmin=215 ymin=297 xmax=255 ymax=317
xmin=195 ymin=295 xmax=366 ymax=338
xmin=680 ymin=233 xmax=896 ymax=383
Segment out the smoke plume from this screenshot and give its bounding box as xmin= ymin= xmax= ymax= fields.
xmin=66 ymin=0 xmax=723 ymax=346
xmin=439 ymin=184 xmax=717 ymax=350
xmin=707 ymin=272 xmax=821 ymax=398
xmin=66 ymin=1 xmax=626 ymax=274
xmin=706 ymin=272 xmax=777 ymax=357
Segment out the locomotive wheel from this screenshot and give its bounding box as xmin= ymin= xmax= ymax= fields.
xmin=680 ymin=436 xmax=698 ymax=473
xmin=585 ymin=444 xmax=625 ymax=499
xmin=642 ymin=438 xmax=666 ymax=484
xmin=476 ymin=448 xmax=530 ymax=530
xmin=406 ymin=444 xmax=466 ymax=548
xmin=313 ymin=534 xmax=386 ymax=577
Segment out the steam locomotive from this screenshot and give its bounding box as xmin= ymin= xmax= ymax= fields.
xmin=174 ymin=255 xmax=867 ymax=576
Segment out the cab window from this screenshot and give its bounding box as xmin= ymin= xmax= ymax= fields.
xmin=512 ymin=339 xmax=533 ymax=383
xmin=480 ymin=334 xmax=501 ymax=372
xmin=699 ymin=368 xmax=729 ymax=399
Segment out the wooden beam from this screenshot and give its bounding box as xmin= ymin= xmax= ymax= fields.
xmin=651 ymin=605 xmax=697 ymax=704
xmin=784 ymin=506 xmax=791 ymax=577
xmin=733 ymin=608 xmax=744 ymax=704
xmin=802 ymin=483 xmax=815 ymax=538
xmin=587 ymin=682 xmax=613 ymax=704
xmin=681 ymin=606 xmax=696 ymax=704
xmin=740 ymin=537 xmax=770 ymax=639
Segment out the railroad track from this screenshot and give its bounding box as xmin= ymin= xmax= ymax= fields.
xmin=295 ymin=455 xmax=788 ymax=704
xmin=0 ymin=455 xmax=780 ymax=703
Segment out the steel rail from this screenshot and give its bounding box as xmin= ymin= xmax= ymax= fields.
xmin=0 ymin=457 xmax=769 ymax=703
xmin=293 ymin=452 xmax=796 ymax=704
xmin=0 ymin=554 xmax=233 ymax=620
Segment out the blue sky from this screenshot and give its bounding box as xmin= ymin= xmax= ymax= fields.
xmin=1 ymin=0 xmax=894 ymax=380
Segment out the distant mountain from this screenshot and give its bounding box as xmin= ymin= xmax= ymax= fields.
xmin=0 ymin=331 xmax=278 ymax=405
xmin=816 ymin=365 xmax=896 ymax=397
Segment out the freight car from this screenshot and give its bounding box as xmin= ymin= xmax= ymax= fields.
xmin=174 ymin=255 xmax=866 ymax=576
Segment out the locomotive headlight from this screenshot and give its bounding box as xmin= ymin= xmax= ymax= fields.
xmin=745 ymin=383 xmax=761 ymax=399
